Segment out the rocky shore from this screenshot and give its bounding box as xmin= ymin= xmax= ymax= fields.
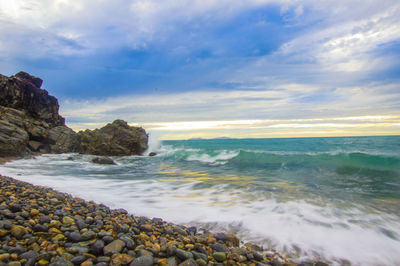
xmin=0 ymin=71 xmax=148 ymax=158
xmin=0 ymin=174 xmax=328 ymax=266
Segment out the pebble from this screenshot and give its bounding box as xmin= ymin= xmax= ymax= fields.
xmin=130 ymin=255 xmax=154 ymax=266
xmin=103 ymin=240 xmax=125 ymax=256
xmin=213 ymin=252 xmax=227 ymax=262
xmin=0 ymin=175 xmax=302 ymax=266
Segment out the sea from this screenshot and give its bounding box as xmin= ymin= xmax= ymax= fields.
xmin=1 ymin=136 xmax=400 ymax=265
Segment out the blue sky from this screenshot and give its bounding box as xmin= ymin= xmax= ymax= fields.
xmin=1 ymin=0 xmax=400 ymax=139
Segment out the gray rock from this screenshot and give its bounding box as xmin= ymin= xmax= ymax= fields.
xmin=90 ymin=239 xmax=104 ymax=255
xmin=19 ymin=250 xmax=37 ymax=260
xmin=68 ymin=232 xmax=81 ymax=242
xmin=91 ymin=156 xmax=116 ymax=165
xmin=213 ymin=252 xmax=226 ymax=262
xmin=211 ymin=243 xmax=228 ymax=252
xmin=103 ymin=239 xmax=125 ymax=256
xmin=167 ymin=256 xmax=178 ymax=266
xmin=192 ymin=251 xmax=207 ymax=261
xmin=78 ymin=119 xmax=148 ymax=156
xmin=129 ymin=255 xmax=154 ymax=266
xmin=175 ymin=248 xmax=193 ymax=260
xmin=71 ymin=255 xmax=87 ymax=265
xmin=80 ymin=231 xmax=96 ymax=241
xmin=48 ymin=126 xmax=78 ymax=153
xmin=9 ymin=204 xmax=22 ymax=213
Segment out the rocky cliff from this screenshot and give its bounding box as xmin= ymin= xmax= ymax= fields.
xmin=0 ymin=72 xmax=148 ymax=158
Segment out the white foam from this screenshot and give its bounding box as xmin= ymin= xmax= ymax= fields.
xmin=1 ymin=155 xmax=400 ymax=265
xmin=186 ymin=150 xmax=239 ymax=165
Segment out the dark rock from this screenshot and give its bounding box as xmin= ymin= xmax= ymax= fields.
xmin=148 ymin=152 xmax=157 ymax=156
xmin=90 ymin=240 xmax=104 ymax=255
xmin=19 ymin=250 xmax=37 ymax=260
xmin=187 ymin=226 xmax=197 ymax=235
xmin=9 ymin=204 xmax=22 ymax=213
xmin=0 ymin=72 xmax=64 ymax=126
xmin=68 ymin=232 xmax=81 ymax=242
xmin=213 ymin=252 xmax=226 ymax=262
xmin=8 ymin=245 xmax=26 ymax=254
xmin=314 ymin=262 xmax=330 ymax=266
xmin=103 ymin=239 xmax=125 ymax=256
xmin=39 ymin=216 xmax=51 ymax=224
xmin=129 ymin=255 xmax=154 ymax=266
xmin=33 ymin=223 xmax=48 ymax=232
xmin=214 ymin=233 xmax=229 ymax=242
xmin=192 ymin=251 xmax=207 ymax=261
xmin=253 ymin=252 xmax=264 ymax=261
xmin=91 ymin=157 xmax=116 ymax=165
xmin=78 ymin=120 xmax=148 ymax=156
xmin=80 ymin=231 xmax=96 ymax=241
xmin=211 ymin=243 xmax=228 ymax=252
xmin=71 ymin=255 xmax=87 ymax=265
xmin=175 ymin=248 xmax=193 ymax=260
xmin=102 ymin=235 xmax=114 ymax=244
xmin=75 ymin=218 xmax=87 ymax=230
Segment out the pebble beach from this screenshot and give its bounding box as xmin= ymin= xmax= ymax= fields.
xmin=0 ymin=174 xmax=319 ymax=266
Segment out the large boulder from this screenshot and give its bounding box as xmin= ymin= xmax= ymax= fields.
xmin=0 ymin=72 xmax=64 ymax=127
xmin=47 ymin=126 xmax=79 ymax=153
xmin=78 ymin=120 xmax=148 ymax=156
xmin=0 ymin=108 xmax=29 ymax=156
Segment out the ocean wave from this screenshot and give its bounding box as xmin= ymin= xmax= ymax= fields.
xmin=160 ymin=146 xmax=400 ymax=171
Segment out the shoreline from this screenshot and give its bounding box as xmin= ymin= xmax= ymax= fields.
xmin=0 ymin=174 xmax=323 ymax=266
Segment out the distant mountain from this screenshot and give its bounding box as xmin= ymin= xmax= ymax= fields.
xmin=188 ymin=136 xmax=233 ymax=140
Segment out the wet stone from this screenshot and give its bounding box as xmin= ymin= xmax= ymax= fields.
xmin=195 ymin=258 xmax=207 ymax=266
xmin=39 ymin=216 xmax=51 ymax=224
xmin=33 ymin=224 xmax=48 ymax=232
xmin=90 ymin=240 xmax=104 ymax=256
xmin=71 ymin=255 xmax=87 ymax=265
xmin=254 ymin=252 xmax=264 ymax=261
xmin=192 ymin=251 xmax=207 ymax=261
xmin=68 ymin=232 xmax=81 ymax=242
xmin=19 ymin=250 xmax=37 ymax=260
xmin=102 ymin=235 xmax=114 ymax=244
xmin=81 ymin=231 xmax=96 ymax=241
xmin=97 ymin=256 xmax=111 ymax=263
xmin=111 ymin=253 xmax=134 ymax=265
xmin=9 ymin=204 xmax=22 ymax=213
xmin=130 ymin=255 xmax=154 ymax=266
xmin=10 ymin=225 xmax=27 ymax=239
xmin=175 ymin=248 xmax=193 ymax=260
xmin=103 ymin=239 xmax=125 ymax=256
xmin=49 ymin=256 xmax=74 ymax=266
xmin=211 ymin=243 xmax=228 ymax=252
xmin=167 ymin=256 xmax=178 ymax=266
xmin=213 ymin=252 xmax=226 ymax=262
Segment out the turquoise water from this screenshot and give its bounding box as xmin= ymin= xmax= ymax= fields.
xmin=1 ymin=136 xmax=400 ymax=265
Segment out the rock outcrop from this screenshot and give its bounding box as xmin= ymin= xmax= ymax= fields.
xmin=0 ymin=71 xmax=148 ymax=158
xmin=0 ymin=72 xmax=64 ymax=127
xmin=78 ymin=120 xmax=148 ymax=156
xmin=0 ymin=72 xmax=78 ymax=156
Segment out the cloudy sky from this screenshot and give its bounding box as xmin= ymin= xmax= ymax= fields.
xmin=1 ymin=0 xmax=399 ymax=139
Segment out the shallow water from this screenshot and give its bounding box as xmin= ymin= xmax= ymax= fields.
xmin=1 ymin=136 xmax=400 ymax=265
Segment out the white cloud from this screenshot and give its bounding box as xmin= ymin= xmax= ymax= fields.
xmin=277 ymin=1 xmax=400 ymax=72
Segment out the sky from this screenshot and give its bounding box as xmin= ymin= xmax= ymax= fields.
xmin=0 ymin=0 xmax=399 ymax=139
